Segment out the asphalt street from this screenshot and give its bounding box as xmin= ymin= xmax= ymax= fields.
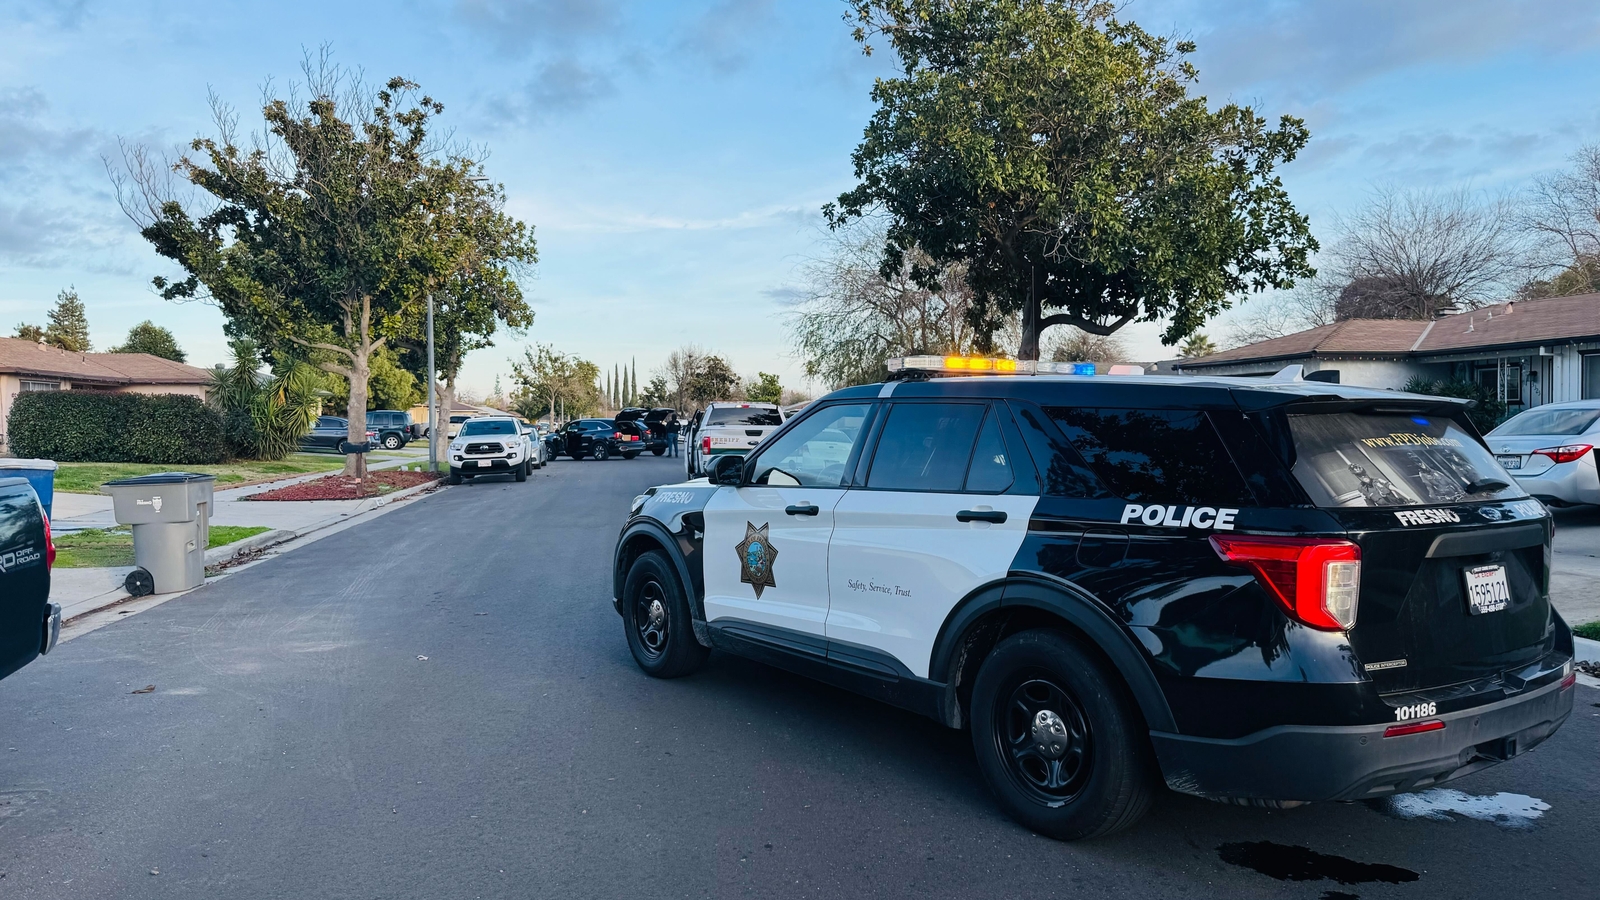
xmin=1 ymin=452 xmax=1595 ymax=899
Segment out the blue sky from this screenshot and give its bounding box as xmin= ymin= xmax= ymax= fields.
xmin=3 ymin=0 xmax=1599 ymax=397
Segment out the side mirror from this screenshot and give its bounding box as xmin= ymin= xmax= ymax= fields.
xmin=707 ymin=454 xmax=746 ymax=486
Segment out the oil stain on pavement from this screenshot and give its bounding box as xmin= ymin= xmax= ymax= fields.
xmin=1218 ymin=840 xmax=1420 ymax=887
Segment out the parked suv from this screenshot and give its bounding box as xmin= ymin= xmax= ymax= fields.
xmin=685 ymin=402 xmax=784 ymax=477
xmin=1 ymin=477 xmax=59 ymax=682
xmin=562 ymin=418 xmax=645 ymax=460
xmin=447 ymin=416 xmax=533 ymax=484
xmin=616 ymin=407 xmax=679 ymax=456
xmin=611 ymin=356 xmax=1576 ymax=840
xmin=367 ymin=410 xmax=417 ymax=450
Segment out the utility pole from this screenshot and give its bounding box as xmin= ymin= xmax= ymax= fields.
xmin=427 ymin=293 xmax=437 ymax=473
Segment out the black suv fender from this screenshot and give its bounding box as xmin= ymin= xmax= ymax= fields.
xmin=929 ymin=572 xmax=1176 ymax=733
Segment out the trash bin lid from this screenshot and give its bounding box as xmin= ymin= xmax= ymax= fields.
xmin=102 ymin=472 xmax=218 ymax=486
xmin=0 ymin=459 xmax=59 ymax=471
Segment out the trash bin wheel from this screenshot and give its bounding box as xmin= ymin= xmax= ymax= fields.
xmin=125 ymin=567 xmax=156 ymax=598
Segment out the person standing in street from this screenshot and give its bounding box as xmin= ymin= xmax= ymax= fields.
xmin=666 ymin=414 xmax=680 ymax=457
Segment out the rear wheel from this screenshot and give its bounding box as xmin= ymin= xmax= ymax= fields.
xmin=593 ymin=443 xmax=611 ymax=461
xmin=651 ymin=447 xmax=665 ymax=456
xmin=969 ymin=629 xmax=1156 ymax=841
xmin=623 ymin=550 xmax=708 ymax=678
xmin=381 ymin=433 xmax=403 ymax=450
xmin=622 ymin=451 xmax=640 ymax=460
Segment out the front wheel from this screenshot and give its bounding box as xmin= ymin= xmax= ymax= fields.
xmin=623 ymin=551 xmax=709 ymax=678
xmin=622 ymin=451 xmax=640 ymax=460
xmin=514 ymin=461 xmax=528 ymax=482
xmin=448 ymin=467 xmax=462 ymax=485
xmin=651 ymin=447 xmax=665 ymax=456
xmin=969 ymin=629 xmax=1157 ymax=841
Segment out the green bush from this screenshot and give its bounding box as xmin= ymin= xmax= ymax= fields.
xmin=7 ymin=390 xmax=225 ymax=464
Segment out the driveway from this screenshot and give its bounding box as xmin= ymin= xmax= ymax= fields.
xmin=1551 ymin=505 xmax=1600 ymax=626
xmin=1 ymin=454 xmax=1594 ymax=899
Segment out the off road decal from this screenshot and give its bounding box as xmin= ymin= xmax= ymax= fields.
xmin=736 ymin=522 xmax=778 ymax=598
xmin=1119 ymin=504 xmax=1238 ymax=531
xmin=0 ymin=545 xmax=43 ymax=574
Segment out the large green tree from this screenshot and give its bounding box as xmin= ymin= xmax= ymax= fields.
xmin=829 ymin=0 xmax=1318 ymax=358
xmin=510 ymin=344 xmax=602 ymax=421
xmin=45 ymin=288 xmax=92 ymax=352
xmin=112 ymin=320 xmax=187 ymax=361
xmin=123 ymin=64 xmax=534 ymax=476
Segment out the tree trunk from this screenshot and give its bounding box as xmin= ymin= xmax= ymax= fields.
xmin=1018 ymin=265 xmax=1043 ymax=361
xmin=344 ymin=347 xmax=370 ymax=478
xmin=430 ymin=378 xmax=448 ymax=473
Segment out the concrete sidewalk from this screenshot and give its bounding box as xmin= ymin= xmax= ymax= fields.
xmin=49 ymin=453 xmax=442 ymax=621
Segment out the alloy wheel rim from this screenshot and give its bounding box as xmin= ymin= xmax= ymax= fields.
xmin=634 ymin=580 xmax=668 ymax=659
xmin=995 ymin=673 xmax=1092 ymax=804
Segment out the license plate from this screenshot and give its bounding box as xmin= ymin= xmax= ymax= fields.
xmin=1496 ymin=455 xmax=1522 ymax=470
xmin=1463 ymin=564 xmax=1510 ymax=615
xmin=472 ymin=459 xmax=488 ymax=467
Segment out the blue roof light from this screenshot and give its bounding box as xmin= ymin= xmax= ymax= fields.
xmin=1072 ymin=363 xmax=1097 ymax=376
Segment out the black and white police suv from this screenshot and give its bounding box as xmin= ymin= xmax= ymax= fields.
xmin=610 ymin=355 xmax=1577 ymax=840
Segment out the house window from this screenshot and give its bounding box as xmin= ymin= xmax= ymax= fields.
xmin=1472 ymin=363 xmax=1522 ymax=403
xmin=19 ymin=380 xmax=61 ymax=391
xmin=1584 ymin=354 xmax=1600 ymax=400
xmin=1504 ymin=363 xmax=1523 ymax=404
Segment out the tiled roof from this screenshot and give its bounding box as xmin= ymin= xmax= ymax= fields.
xmin=0 ymin=336 xmax=213 ymax=385
xmin=1182 ymin=293 xmax=1600 ymax=368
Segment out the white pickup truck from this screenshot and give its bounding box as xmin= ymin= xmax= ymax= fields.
xmin=685 ymin=402 xmax=785 ymax=478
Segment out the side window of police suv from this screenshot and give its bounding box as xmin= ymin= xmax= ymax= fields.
xmin=749 ymin=403 xmax=873 ymax=488
xmin=1044 ymin=407 xmax=1255 ymax=508
xmin=864 ymin=402 xmax=1016 ymax=494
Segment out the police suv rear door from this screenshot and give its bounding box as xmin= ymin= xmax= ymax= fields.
xmin=825 ymin=401 xmax=1037 ymax=677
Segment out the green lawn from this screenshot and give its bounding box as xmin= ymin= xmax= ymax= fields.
xmin=53 ymin=455 xmax=348 ymax=494
xmin=53 ymin=525 xmax=272 ymax=569
xmin=1575 ymin=621 xmax=1600 ymax=642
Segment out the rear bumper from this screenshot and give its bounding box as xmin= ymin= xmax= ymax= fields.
xmin=1151 ymin=672 xmax=1575 ymax=803
xmin=41 ymin=602 xmax=60 ymax=655
xmin=1510 ymin=456 xmax=1600 ymax=506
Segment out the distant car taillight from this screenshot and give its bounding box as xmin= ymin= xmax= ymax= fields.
xmin=42 ymin=510 xmax=57 ymax=570
xmin=1533 ymin=444 xmax=1593 ymax=465
xmin=1209 ymin=535 xmax=1361 ymax=631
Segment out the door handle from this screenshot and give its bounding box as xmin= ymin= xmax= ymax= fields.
xmin=785 ymin=504 xmax=820 ymax=516
xmin=957 ymin=509 xmax=1007 ymax=523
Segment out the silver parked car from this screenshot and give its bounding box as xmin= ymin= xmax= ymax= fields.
xmin=1485 ymin=401 xmax=1600 ymax=507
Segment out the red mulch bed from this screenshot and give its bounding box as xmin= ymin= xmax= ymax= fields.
xmin=245 ymin=469 xmax=441 ymax=501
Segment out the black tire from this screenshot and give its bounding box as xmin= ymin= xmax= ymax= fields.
xmin=622 ymin=550 xmax=709 ymax=678
xmin=651 ymin=447 xmax=665 ymax=456
xmin=514 ymin=461 xmax=528 ymax=482
xmin=969 ymin=629 xmax=1157 ymax=841
xmin=622 ymin=451 xmax=640 ymax=460
xmin=448 ymin=468 xmax=462 ymax=485
xmin=381 ymin=433 xmax=403 ymax=450
xmin=593 ymin=443 xmax=611 ymax=461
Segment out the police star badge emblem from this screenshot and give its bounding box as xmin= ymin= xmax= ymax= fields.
xmin=735 ymin=521 xmax=778 ymax=598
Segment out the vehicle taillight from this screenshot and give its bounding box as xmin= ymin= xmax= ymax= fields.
xmin=42 ymin=510 xmax=57 ymax=570
xmin=702 ymin=435 xmax=712 ymax=454
xmin=1533 ymin=444 xmax=1593 ymax=465
xmin=1209 ymin=535 xmax=1361 ymax=630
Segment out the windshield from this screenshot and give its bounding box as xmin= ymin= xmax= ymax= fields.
xmin=1490 ymin=407 xmax=1600 ymax=437
xmin=460 ymin=420 xmax=517 ymax=436
xmin=705 ymin=407 xmax=782 ymax=427
xmin=1288 ymin=412 xmax=1526 ymax=508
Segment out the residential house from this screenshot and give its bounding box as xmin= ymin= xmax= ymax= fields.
xmin=1175 ymin=293 xmax=1600 ymax=415
xmin=0 ymin=336 xmax=215 ymax=453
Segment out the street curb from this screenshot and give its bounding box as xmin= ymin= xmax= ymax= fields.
xmin=1575 ymin=636 xmax=1600 ymax=664
xmin=203 ymin=528 xmax=295 ymax=566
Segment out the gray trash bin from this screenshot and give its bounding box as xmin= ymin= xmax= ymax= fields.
xmin=101 ymin=472 xmax=216 ymax=596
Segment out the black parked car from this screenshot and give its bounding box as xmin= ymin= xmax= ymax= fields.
xmin=616 ymin=407 xmax=680 ymax=456
xmin=368 ymin=410 xmax=419 ymax=448
xmin=0 ymin=477 xmax=59 ymax=682
xmin=300 ymin=416 xmax=350 ymax=451
xmin=561 ymin=418 xmax=645 ymax=460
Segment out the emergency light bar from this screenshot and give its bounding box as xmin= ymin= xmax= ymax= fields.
xmin=886 ymin=356 xmax=1144 ymax=377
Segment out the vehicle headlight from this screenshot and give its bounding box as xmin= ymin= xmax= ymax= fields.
xmin=449 ymin=442 xmax=463 ymax=451
xmin=630 ymin=494 xmax=648 ymax=516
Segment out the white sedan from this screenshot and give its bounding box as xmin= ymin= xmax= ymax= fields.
xmin=1485 ymin=401 xmax=1600 ymax=507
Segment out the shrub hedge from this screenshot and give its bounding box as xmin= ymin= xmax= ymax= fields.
xmin=6 ymin=390 xmax=226 ymax=464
